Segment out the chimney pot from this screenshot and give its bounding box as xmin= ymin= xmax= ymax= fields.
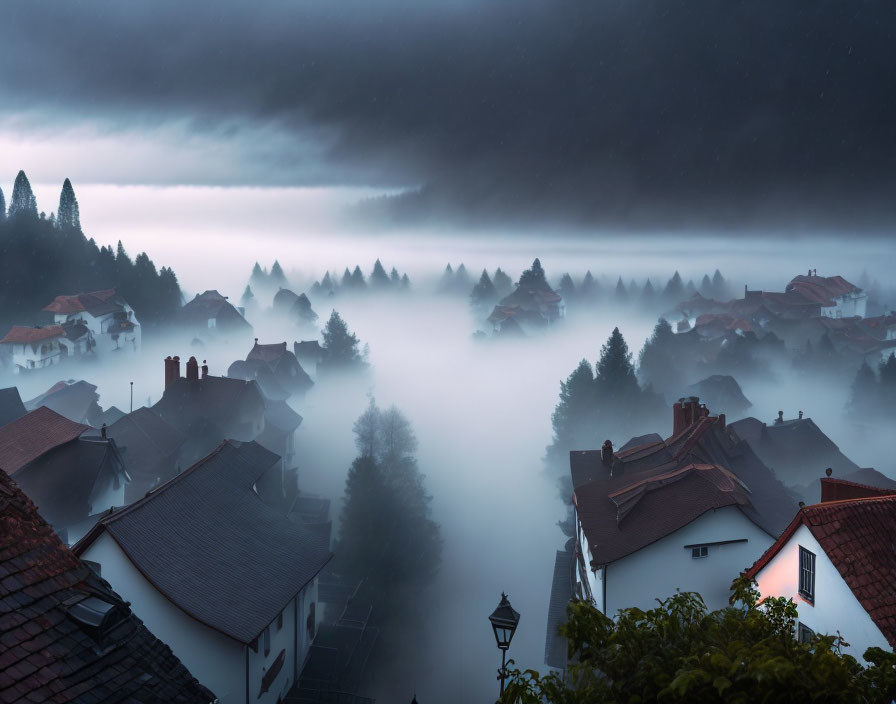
xmin=775 ymin=410 xmax=784 ymax=424
xmin=601 ymin=439 xmax=613 ymax=468
xmin=101 ymin=423 xmax=107 ymax=439
xmin=798 ymin=410 xmax=803 ymax=419
xmin=825 ymin=467 xmax=833 ymax=477
xmin=201 ymin=360 xmax=209 ymax=379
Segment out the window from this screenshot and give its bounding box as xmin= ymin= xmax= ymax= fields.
xmin=797 ymin=622 xmax=815 ymax=643
xmin=263 ymin=626 xmax=271 ymax=657
xmin=691 ymin=546 xmax=708 ymax=559
xmin=276 ymin=613 xmax=283 ymax=631
xmin=799 ymin=546 xmax=816 ymax=602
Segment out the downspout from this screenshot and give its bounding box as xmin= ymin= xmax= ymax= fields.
xmin=245 ymin=645 xmax=249 ymax=704
xmin=602 ymin=564 xmax=607 ymax=616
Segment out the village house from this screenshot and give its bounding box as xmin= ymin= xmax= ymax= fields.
xmin=25 ymin=379 xmax=105 ymax=427
xmin=487 ymin=284 xmax=564 ymax=333
xmin=101 ymin=406 xmax=187 ymax=503
xmin=229 ymin=340 xmax=313 ymax=400
xmin=728 ymin=411 xmax=896 ymax=502
xmin=0 ymin=325 xmax=68 ymax=373
xmin=0 ymin=468 xmax=215 ymax=704
xmin=179 ymin=289 xmax=253 ymax=339
xmin=74 ymin=440 xmax=333 ymax=704
xmin=153 ymin=355 xmax=266 ymax=467
xmin=554 ymin=397 xmax=796 ymax=658
xmin=786 ymin=271 xmax=868 ymax=319
xmin=745 ymin=476 xmax=896 ymax=661
xmin=0 ymin=406 xmax=128 ymax=544
xmin=43 ymin=288 xmax=140 ymax=354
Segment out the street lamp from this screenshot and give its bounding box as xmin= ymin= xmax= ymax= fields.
xmin=488 ymin=592 xmax=520 ymax=698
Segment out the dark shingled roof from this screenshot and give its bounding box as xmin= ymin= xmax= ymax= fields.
xmin=544 ymin=548 xmax=574 ymax=670
xmin=104 ymin=408 xmax=186 ymax=484
xmin=75 ymin=441 xmax=332 ymax=644
xmin=0 ymin=407 xmax=89 ymax=476
xmin=247 ymin=341 xmax=289 ymax=364
xmin=746 ymin=487 xmax=896 ymax=648
xmin=25 ymin=381 xmax=102 ymax=427
xmin=0 ymin=467 xmax=215 ymax=703
xmin=0 ymin=388 xmax=26 ymax=429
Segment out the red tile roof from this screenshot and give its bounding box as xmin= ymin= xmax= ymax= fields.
xmin=0 ymin=326 xmax=65 ymax=344
xmin=574 ymin=463 xmax=753 ymax=565
xmin=0 ymin=407 xmax=89 ymax=476
xmin=0 ymin=462 xmax=214 ymax=702
xmin=745 ymin=491 xmax=896 ymax=647
xmin=786 ymin=275 xmax=860 ymax=306
xmin=820 ymin=477 xmax=896 ymax=503
xmin=42 ymin=289 xmax=119 ymax=315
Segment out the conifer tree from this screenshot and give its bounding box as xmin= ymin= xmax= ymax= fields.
xmin=351 ymin=265 xmax=367 ymax=288
xmin=700 ymin=273 xmax=713 ymax=297
xmin=455 ymin=263 xmax=470 ymax=287
xmin=371 ymin=259 xmax=390 ymax=287
xmin=559 ymin=273 xmax=576 ymax=300
xmin=614 ymin=277 xmax=628 ymax=301
xmin=241 ymin=285 xmax=254 ymax=306
xmin=0 ymin=186 xmax=6 ymax=221
xmin=641 ymin=278 xmax=656 ymax=303
xmin=712 ymin=269 xmax=728 ymax=298
xmin=638 ymin=318 xmax=678 ymax=392
xmin=471 ymin=269 xmax=497 ymax=307
xmin=628 ymin=279 xmax=641 ymax=298
xmin=849 ymin=361 xmax=877 ymax=410
xmin=493 ymin=268 xmax=513 ymax=297
xmin=321 ymin=271 xmax=334 ymax=291
xmin=400 ymin=273 xmax=410 ymax=289
xmin=390 ymin=267 xmax=401 ymax=284
xmin=664 ymin=270 xmax=684 ymax=301
xmin=250 ymin=262 xmax=266 ymax=286
xmin=548 ymin=359 xmax=598 ymax=465
xmin=57 ymin=178 xmax=80 ymax=229
xmin=8 ymin=170 xmax=37 ymax=218
xmin=341 ymin=267 xmax=353 ymax=288
xmin=596 ymin=327 xmax=639 ymax=397
xmin=685 ymin=279 xmax=697 ymax=296
xmin=519 ymin=258 xmax=546 ymax=289
xmin=270 ymin=260 xmax=287 ymax=285
xmin=321 ymin=310 xmax=362 ymax=368
xmin=580 ymin=271 xmax=596 ymax=299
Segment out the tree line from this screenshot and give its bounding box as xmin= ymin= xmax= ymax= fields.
xmin=0 ymin=170 xmax=182 ymax=330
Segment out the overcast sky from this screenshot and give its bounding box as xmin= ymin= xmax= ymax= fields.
xmin=1 ymin=0 xmax=894 ymax=228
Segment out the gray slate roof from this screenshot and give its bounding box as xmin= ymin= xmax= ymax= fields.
xmin=75 ymin=441 xmax=332 ymax=643
xmin=544 ymin=548 xmax=574 ymax=670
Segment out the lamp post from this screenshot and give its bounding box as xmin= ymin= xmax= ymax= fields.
xmin=488 ymin=592 xmax=520 ymax=699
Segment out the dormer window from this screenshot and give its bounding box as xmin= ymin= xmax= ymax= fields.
xmin=65 ymin=595 xmax=125 ymax=647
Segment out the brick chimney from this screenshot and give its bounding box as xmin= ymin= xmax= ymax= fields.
xmin=186 ymin=356 xmax=199 ymax=381
xmin=775 ymin=410 xmax=784 ymax=425
xmin=165 ymin=355 xmax=182 ymax=390
xmin=673 ymin=400 xmax=685 ymax=436
xmin=201 ymin=360 xmax=209 ymax=378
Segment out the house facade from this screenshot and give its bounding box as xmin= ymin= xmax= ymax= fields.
xmin=74 ymin=441 xmax=332 ymax=704
xmin=0 ymin=406 xmax=128 ymax=544
xmin=0 ymin=325 xmax=68 ymax=372
xmin=745 ymin=479 xmax=896 ymax=661
xmin=44 ymin=289 xmax=140 ymax=354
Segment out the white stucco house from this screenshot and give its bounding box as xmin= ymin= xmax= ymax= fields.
xmin=0 ymin=325 xmax=68 ymax=372
xmin=786 ymin=273 xmax=867 ymax=319
xmin=565 ymin=398 xmax=797 ymax=622
xmin=74 ymin=440 xmax=332 ymax=704
xmin=44 ymin=289 xmax=141 ymax=354
xmin=745 ymin=478 xmax=896 ymax=661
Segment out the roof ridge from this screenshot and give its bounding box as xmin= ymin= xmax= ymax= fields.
xmin=94 ymin=440 xmax=233 ymax=525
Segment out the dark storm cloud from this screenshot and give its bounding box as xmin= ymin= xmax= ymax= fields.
xmin=1 ymin=0 xmax=894 ymax=226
